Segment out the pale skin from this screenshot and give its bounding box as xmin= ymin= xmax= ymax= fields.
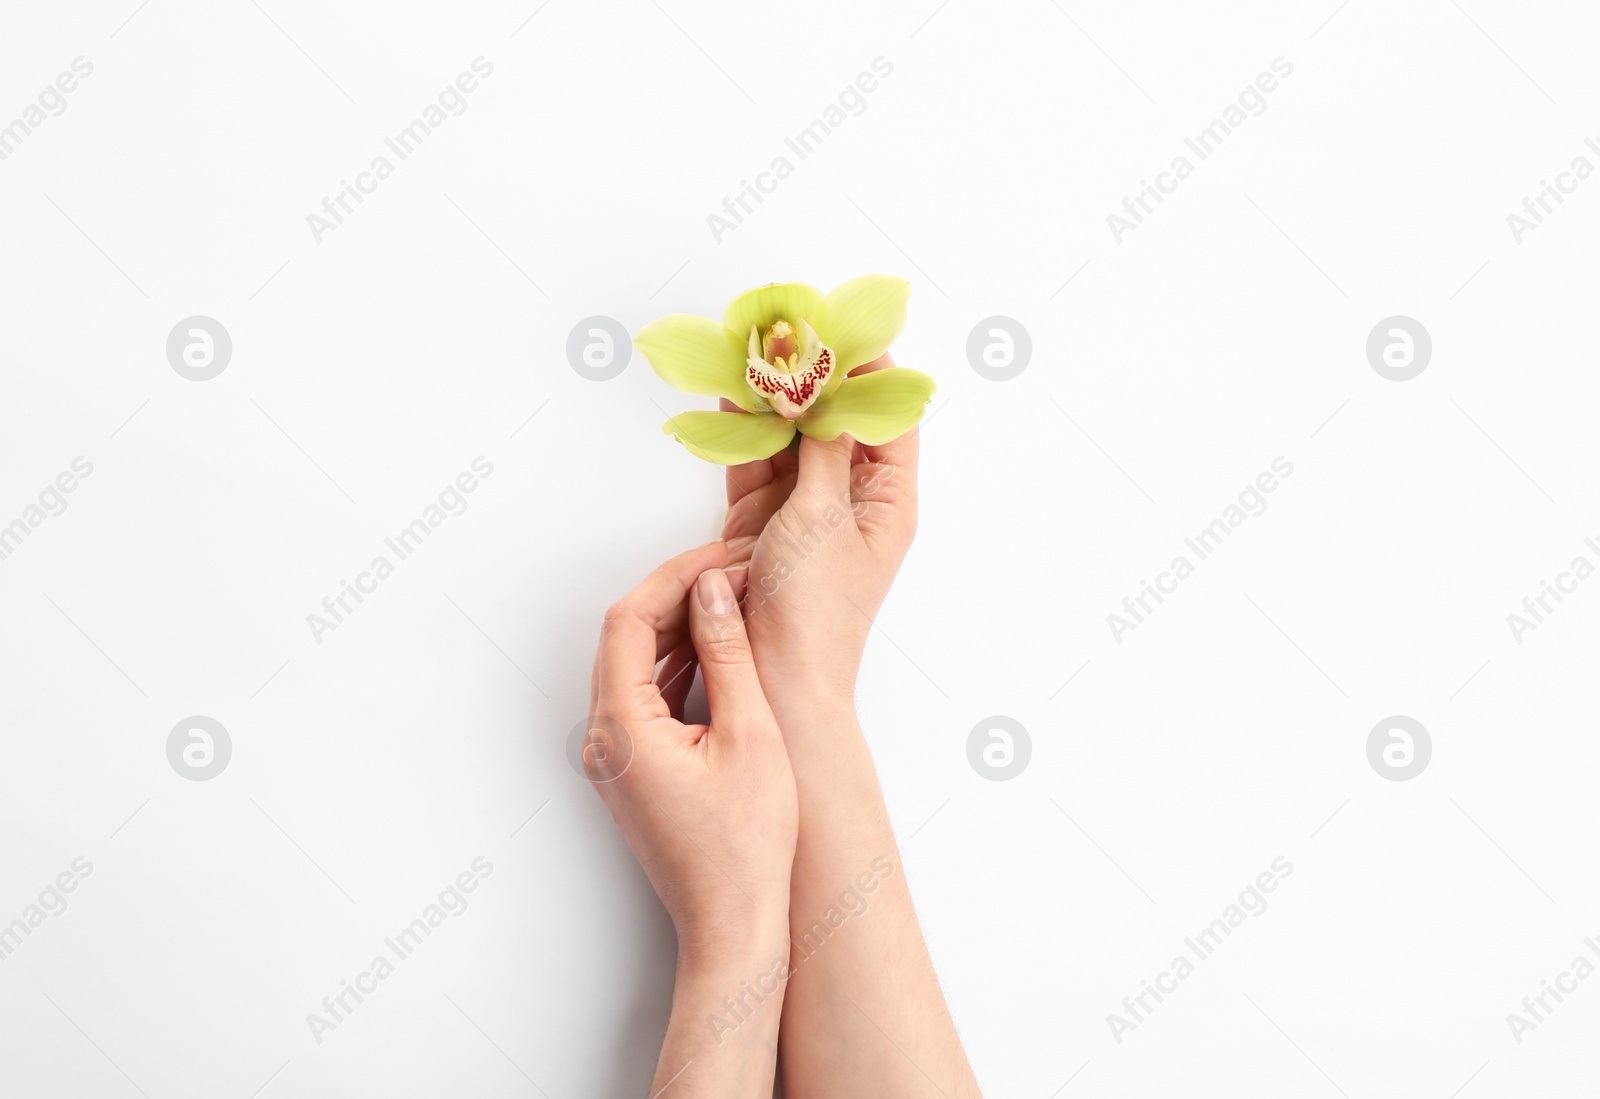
xmin=586 ymin=355 xmax=979 ymax=1096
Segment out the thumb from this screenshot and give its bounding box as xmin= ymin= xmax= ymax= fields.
xmin=795 ymin=431 xmax=854 ymax=501
xmin=689 ymin=568 xmax=768 ymax=726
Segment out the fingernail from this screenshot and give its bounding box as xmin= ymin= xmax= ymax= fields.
xmin=698 ymin=568 xmax=735 ymax=615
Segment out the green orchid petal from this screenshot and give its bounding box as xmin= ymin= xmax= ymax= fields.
xmin=635 ymin=314 xmax=765 ymax=413
xmin=723 ymin=283 xmax=824 ymax=344
xmin=797 ymin=367 xmax=935 ymax=445
xmin=812 ymin=275 xmax=910 ymax=377
xmin=662 ymin=410 xmax=797 ymax=464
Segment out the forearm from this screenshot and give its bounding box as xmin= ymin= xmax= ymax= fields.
xmin=653 ymin=931 xmax=791 ymax=1097
xmin=773 ymin=699 xmax=980 ymax=1098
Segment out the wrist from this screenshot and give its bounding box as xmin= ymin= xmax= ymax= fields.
xmin=748 ymin=637 xmax=862 ymax=716
xmin=673 ymin=927 xmax=792 ymax=1037
xmin=760 ymin=674 xmax=859 ymax=729
xmin=657 ymin=924 xmax=790 ymax=1094
xmin=675 ymin=912 xmax=791 ymax=978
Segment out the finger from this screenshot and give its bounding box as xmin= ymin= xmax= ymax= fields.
xmin=860 ymin=424 xmax=918 ymax=501
xmin=770 ymin=441 xmax=800 ymax=482
xmin=862 ymin=418 xmax=919 ymax=480
xmin=854 ymin=353 xmax=921 ymax=498
xmin=593 ymin=601 xmax=694 ymax=721
xmin=723 ymin=562 xmax=750 ymax=607
xmin=589 ymin=580 xmax=698 ymax=717
xmin=689 ymin=567 xmax=770 ymax=730
xmin=655 ymin=639 xmax=698 ymax=721
xmin=649 ymin=612 xmax=693 ymax=665
xmin=721 ymin=468 xmax=795 ymax=543
xmin=589 ymin=613 xmax=691 ymax=716
xmin=795 ymin=431 xmax=855 ymax=500
xmin=721 ymin=397 xmax=776 ymax=507
xmin=794 ymin=352 xmax=901 ymax=498
xmin=596 ymin=541 xmax=728 ymax=718
xmin=849 ymin=351 xmax=895 ymax=377
xmin=854 ymin=432 xmax=918 ymax=554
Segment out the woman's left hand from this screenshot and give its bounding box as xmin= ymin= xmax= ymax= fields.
xmin=585 ymin=540 xmax=797 ymax=962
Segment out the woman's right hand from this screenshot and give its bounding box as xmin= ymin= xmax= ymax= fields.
xmin=719 ymin=353 xmax=923 ymax=717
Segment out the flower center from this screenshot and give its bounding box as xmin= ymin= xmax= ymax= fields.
xmin=745 ymin=319 xmax=834 ymax=419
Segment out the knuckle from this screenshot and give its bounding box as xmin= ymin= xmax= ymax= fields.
xmin=695 ymin=619 xmax=750 ymax=664
xmin=600 ymin=601 xmax=632 ymax=633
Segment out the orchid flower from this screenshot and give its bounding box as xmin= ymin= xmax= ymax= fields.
xmin=635 ymin=275 xmax=935 ymax=464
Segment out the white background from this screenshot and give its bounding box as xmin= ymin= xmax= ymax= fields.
xmin=2 ymin=0 xmax=1598 ymax=1095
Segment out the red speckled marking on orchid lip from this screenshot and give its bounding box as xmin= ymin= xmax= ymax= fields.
xmin=748 ymin=351 xmax=830 ymax=410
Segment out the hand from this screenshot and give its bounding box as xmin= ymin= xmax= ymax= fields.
xmin=711 ymin=358 xmax=981 ymax=1097
xmin=585 ymin=541 xmax=797 ymax=958
xmin=719 ymin=354 xmax=921 ymax=716
xmin=588 ymin=542 xmax=800 ymax=1094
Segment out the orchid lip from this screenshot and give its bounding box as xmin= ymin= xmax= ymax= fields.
xmin=745 ymin=318 xmax=834 ymax=419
